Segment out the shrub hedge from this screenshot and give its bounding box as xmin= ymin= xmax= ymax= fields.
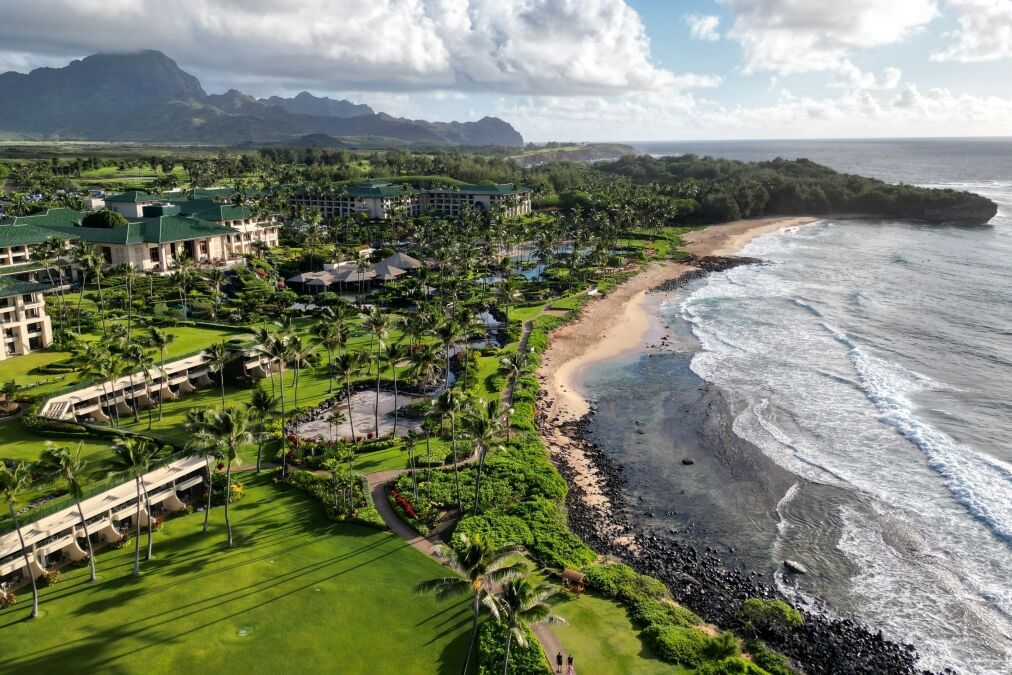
xmin=478 ymin=620 xmax=550 ymax=675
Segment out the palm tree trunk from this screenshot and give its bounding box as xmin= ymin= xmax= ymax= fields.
xmin=203 ymin=458 xmax=213 ymax=533
xmin=159 ymin=348 xmax=166 ymax=421
xmin=462 ymin=595 xmax=480 ymax=675
xmin=374 ymin=365 xmax=381 ymax=436
xmin=425 ymin=429 xmax=432 ymax=500
xmin=256 ymin=425 xmax=264 ymax=473
xmin=327 ymin=347 xmax=334 ymax=393
xmin=472 ymin=445 xmax=488 ymax=514
xmin=451 ymin=415 xmax=462 ymax=511
xmin=96 ymin=273 xmax=107 ymax=337
xmin=133 ymin=478 xmax=142 ymax=576
xmin=224 ymin=458 xmax=234 ymax=547
xmin=278 ymin=364 xmax=288 ymax=477
xmin=219 ymin=371 xmax=226 ymax=409
xmin=8 ymin=503 xmax=38 ymax=618
xmin=502 ymin=631 xmax=513 ymax=675
xmin=141 ymin=482 xmax=154 ymax=560
xmin=392 ymin=366 xmax=399 ymax=436
xmin=345 ymin=379 xmax=356 ymax=443
xmin=129 ymin=372 xmax=139 ymax=423
xmin=76 ymin=271 xmax=86 ymax=335
xmin=75 ymin=500 xmax=97 ymax=581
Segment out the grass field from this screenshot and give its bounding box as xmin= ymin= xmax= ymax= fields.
xmin=0 ymin=473 xmax=471 ymax=674
xmin=553 ymin=592 xmax=685 ymax=674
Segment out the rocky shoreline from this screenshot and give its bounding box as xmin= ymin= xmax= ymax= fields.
xmin=536 ymin=254 xmax=931 ymax=675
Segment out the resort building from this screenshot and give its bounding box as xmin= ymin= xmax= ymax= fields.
xmin=0 ymin=455 xmax=208 ymax=589
xmin=0 ymin=194 xmax=280 ymax=275
xmin=0 ymin=281 xmax=53 ymax=360
xmin=289 ymin=180 xmax=532 ymax=221
xmin=285 ymin=252 xmax=423 ymax=294
xmin=38 ymin=343 xmax=275 ymax=423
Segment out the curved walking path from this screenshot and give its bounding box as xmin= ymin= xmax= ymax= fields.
xmin=366 ymin=457 xmax=568 ymax=670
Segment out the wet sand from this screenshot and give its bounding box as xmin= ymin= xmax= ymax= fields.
xmin=536 ymin=216 xmax=816 ymax=539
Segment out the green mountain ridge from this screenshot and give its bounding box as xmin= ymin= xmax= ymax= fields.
xmin=0 ymin=51 xmax=524 ymax=147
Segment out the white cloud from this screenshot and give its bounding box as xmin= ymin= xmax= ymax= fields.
xmin=0 ymin=0 xmax=685 ymax=96
xmin=833 ymin=61 xmax=903 ymax=90
xmin=933 ymin=0 xmax=1012 ymax=62
xmin=686 ymin=14 xmax=722 ymax=41
xmin=499 ymin=83 xmax=1012 ymax=141
xmin=720 ymin=0 xmax=939 ymax=74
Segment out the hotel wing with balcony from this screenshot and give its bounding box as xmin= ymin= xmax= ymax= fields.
xmin=289 ymin=180 xmax=533 ymax=221
xmin=0 ymin=455 xmax=208 ymax=589
xmin=0 ymin=281 xmax=54 ymax=360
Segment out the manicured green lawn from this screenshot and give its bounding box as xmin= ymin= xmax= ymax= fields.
xmin=0 ymin=473 xmax=471 ymax=674
xmin=0 ymin=418 xmax=112 ymax=464
xmin=553 ymin=592 xmax=686 ymax=675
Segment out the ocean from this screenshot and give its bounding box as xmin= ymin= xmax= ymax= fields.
xmin=582 ymin=139 xmax=1012 ymax=674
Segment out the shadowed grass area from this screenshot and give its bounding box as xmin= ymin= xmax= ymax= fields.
xmin=552 ymin=592 xmax=687 ymax=675
xmin=0 ymin=473 xmax=470 ymax=674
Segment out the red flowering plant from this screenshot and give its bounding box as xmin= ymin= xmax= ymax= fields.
xmin=390 ymin=488 xmax=417 ymax=519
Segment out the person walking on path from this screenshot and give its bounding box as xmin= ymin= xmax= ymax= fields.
xmin=567 ymin=654 xmax=575 ymax=674
xmin=556 ymin=652 xmax=563 ymax=673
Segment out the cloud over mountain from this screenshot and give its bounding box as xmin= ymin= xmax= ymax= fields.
xmin=0 ymin=0 xmax=679 ymax=96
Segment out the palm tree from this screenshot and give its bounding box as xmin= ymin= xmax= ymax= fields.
xmin=436 ymin=388 xmax=468 ymax=511
xmin=36 ymin=443 xmax=98 ymax=582
xmin=184 ymin=409 xmax=220 ymax=533
xmin=205 ymin=268 xmax=226 ymax=320
xmin=107 ymin=437 xmax=157 ymax=576
xmin=499 ymin=350 xmax=528 ymax=407
xmin=466 ymin=400 xmax=508 ymax=514
xmin=202 ymin=341 xmax=232 ymax=408
xmin=331 ymin=352 xmax=361 ymax=443
xmin=436 ymin=320 xmax=459 ymax=390
xmin=326 ymin=408 xmax=347 ymax=443
xmin=71 ymin=241 xmax=103 ymax=336
xmin=287 ymin=335 xmax=314 ymax=410
xmin=189 ymin=407 xmax=252 ymax=547
xmin=120 ymin=263 xmax=139 ymax=339
xmin=413 ymin=534 xmax=526 ymax=675
xmin=123 ymin=342 xmax=146 ymax=423
xmin=262 ymin=334 xmax=292 ymax=475
xmin=495 ymin=277 xmax=524 ymax=329
xmin=312 ymin=321 xmax=343 ymax=393
xmin=0 ymin=461 xmax=40 ymax=618
xmin=497 ymin=572 xmax=565 ymax=675
xmin=383 ymin=342 xmax=408 ymax=436
xmin=136 ymin=350 xmax=157 ymax=430
xmin=147 ymin=327 xmax=175 ymax=421
xmin=248 ymin=385 xmax=278 ymax=472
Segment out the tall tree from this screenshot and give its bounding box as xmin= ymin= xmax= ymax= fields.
xmin=496 ymin=572 xmax=565 ymax=675
xmin=189 ymin=407 xmax=252 ymax=547
xmin=331 ymin=353 xmax=361 ymax=444
xmin=107 ymin=437 xmax=157 ymax=576
xmin=248 ymin=385 xmax=278 ymax=472
xmin=146 ymin=327 xmax=175 ymax=421
xmin=262 ymin=334 xmax=293 ymax=475
xmin=414 ymin=534 xmax=526 ymax=675
xmin=383 ymin=342 xmax=408 ymax=437
xmin=36 ymin=443 xmax=98 ymax=582
xmin=0 ymin=462 xmax=40 ymax=618
xmin=202 ymin=341 xmax=232 ymax=408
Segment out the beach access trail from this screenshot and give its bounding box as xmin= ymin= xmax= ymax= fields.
xmin=536 ymin=216 xmax=817 ymax=536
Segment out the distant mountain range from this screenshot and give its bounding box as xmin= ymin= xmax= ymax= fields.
xmin=0 ymin=51 xmax=523 ymax=147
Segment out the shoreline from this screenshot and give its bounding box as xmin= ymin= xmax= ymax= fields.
xmin=535 ymin=215 xmax=923 ymax=673
xmin=536 ymin=217 xmax=818 ymax=532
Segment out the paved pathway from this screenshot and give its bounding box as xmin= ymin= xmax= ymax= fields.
xmin=367 ymin=460 xmax=566 ymax=670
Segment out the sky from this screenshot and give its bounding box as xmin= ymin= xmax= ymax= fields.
xmin=1 ymin=0 xmax=1011 ymax=142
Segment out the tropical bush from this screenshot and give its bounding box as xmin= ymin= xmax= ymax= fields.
xmin=582 ymin=561 xmax=670 ymax=603
xmin=697 ymin=656 xmax=770 ymax=675
xmin=737 ymin=598 xmax=803 ymax=637
xmin=746 ymin=640 xmax=796 ymax=675
xmin=0 ymin=590 xmax=15 ymax=609
xmin=643 ymin=624 xmax=710 ymax=667
xmin=209 ymin=471 xmax=245 ymax=506
xmin=285 ymin=468 xmax=383 ymax=529
xmin=454 ymin=512 xmax=534 ymax=552
xmin=478 ymin=620 xmax=550 ymax=675
xmin=42 ymin=570 xmax=61 ymax=587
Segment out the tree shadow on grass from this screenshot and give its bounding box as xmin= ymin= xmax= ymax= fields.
xmin=5 ymin=541 xmax=434 ymax=673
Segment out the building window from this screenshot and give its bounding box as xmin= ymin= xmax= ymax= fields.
xmin=150 ymin=247 xmax=160 ymax=263
xmin=101 ymin=247 xmax=113 ymax=264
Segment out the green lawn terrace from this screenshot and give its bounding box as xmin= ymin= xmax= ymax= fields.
xmin=0 ymin=473 xmax=473 ymax=675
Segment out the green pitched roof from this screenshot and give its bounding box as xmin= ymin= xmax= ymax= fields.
xmin=44 ymin=215 xmax=236 ymax=245
xmin=104 ymin=191 xmax=161 ymax=203
xmin=0 ymin=280 xmax=52 ymax=299
xmin=0 ymin=208 xmax=84 ymax=247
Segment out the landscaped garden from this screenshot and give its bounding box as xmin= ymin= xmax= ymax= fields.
xmin=0 ymin=473 xmax=472 ymax=674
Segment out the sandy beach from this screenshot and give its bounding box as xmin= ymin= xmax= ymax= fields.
xmin=536 ymin=216 xmax=816 ymax=528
